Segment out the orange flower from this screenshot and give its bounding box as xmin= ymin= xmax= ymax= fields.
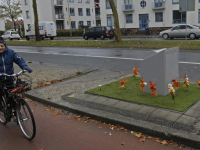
xmin=183 ymin=74 xmax=190 ymax=87
xmin=149 ymin=81 xmax=158 ymax=96
xmin=133 ymin=64 xmax=138 ymax=76
xmin=171 ymin=79 xmax=179 ymax=88
xmin=118 ymin=77 xmax=129 ymax=89
xmin=139 ymin=77 xmax=147 ymax=91
xmin=197 ymin=80 xmax=200 ymax=86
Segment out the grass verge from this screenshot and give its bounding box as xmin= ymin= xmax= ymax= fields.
xmin=6 ymin=40 xmax=200 ymax=50
xmin=85 ymin=76 xmax=200 ymax=112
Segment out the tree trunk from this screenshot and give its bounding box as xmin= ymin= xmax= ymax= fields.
xmin=109 ymin=0 xmax=122 ymax=42
xmin=32 ymin=0 xmax=41 ymax=41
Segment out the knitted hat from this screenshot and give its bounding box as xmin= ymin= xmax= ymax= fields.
xmin=0 ymin=37 xmax=6 ymax=45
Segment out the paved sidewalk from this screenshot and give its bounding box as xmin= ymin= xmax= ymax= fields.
xmin=20 ymin=62 xmax=200 ymax=149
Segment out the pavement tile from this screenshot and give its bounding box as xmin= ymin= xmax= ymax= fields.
xmin=184 ymin=108 xmax=200 ymax=118
xmin=150 ymin=108 xmax=170 ymax=118
xmin=73 ymin=93 xmax=89 ymax=100
xmin=82 ymin=95 xmax=99 ymax=102
xmin=136 ymin=106 xmax=156 ymax=115
xmin=102 ymin=98 xmax=119 ymax=106
xmin=113 ymin=101 xmax=130 ymax=109
xmin=93 ymin=96 xmax=109 ymax=104
xmin=190 ymin=101 xmax=200 ymax=111
xmin=176 ymin=115 xmax=197 ymax=125
xmin=164 ymin=112 xmax=182 ymax=122
xmin=124 ymin=103 xmax=142 ymax=112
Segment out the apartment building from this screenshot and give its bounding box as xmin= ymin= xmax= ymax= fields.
xmin=0 ymin=7 xmax=5 ymax=31
xmin=0 ymin=19 xmax=5 ymax=31
xmin=21 ymin=0 xmax=96 ymax=31
xmin=101 ymin=0 xmax=200 ymax=32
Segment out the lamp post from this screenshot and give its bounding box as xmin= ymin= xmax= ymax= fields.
xmin=67 ymin=0 xmax=72 ymax=37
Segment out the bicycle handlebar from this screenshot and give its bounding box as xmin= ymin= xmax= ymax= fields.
xmin=0 ymin=70 xmax=28 ymax=77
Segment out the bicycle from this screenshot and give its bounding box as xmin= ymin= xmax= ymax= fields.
xmin=0 ymin=70 xmax=36 ymax=140
xmin=121 ymin=28 xmax=132 ymax=36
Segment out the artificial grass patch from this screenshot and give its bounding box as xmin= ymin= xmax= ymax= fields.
xmin=85 ymin=77 xmax=200 ymax=112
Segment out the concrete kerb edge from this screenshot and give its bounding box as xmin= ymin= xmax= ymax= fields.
xmin=23 ymin=92 xmax=200 ymax=149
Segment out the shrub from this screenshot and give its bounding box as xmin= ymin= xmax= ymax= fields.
xmin=57 ymin=30 xmax=83 ymax=37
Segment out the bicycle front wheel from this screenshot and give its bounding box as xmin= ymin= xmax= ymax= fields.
xmin=0 ymin=96 xmax=7 ymax=125
xmin=16 ymin=99 xmax=36 ymax=140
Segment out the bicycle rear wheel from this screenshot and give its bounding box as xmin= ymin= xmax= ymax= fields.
xmin=16 ymin=99 xmax=36 ymax=140
xmin=0 ymin=96 xmax=7 ymax=125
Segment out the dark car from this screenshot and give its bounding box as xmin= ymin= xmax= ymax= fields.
xmin=83 ymin=26 xmax=114 ymax=40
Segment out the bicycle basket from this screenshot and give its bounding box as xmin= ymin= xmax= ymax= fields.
xmin=16 ymin=74 xmax=33 ymax=92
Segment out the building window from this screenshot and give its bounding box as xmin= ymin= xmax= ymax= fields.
xmin=69 ymin=0 xmax=74 ymax=3
xmin=70 ymin=8 xmax=75 ymax=16
xmin=26 ymin=11 xmax=30 ymax=19
xmin=126 ymin=14 xmax=133 ymax=23
xmin=107 ymin=14 xmax=114 ymax=27
xmin=155 ymin=12 xmax=163 ymax=22
xmin=86 ymin=8 xmax=90 ymax=16
xmin=198 ymin=9 xmax=200 ymax=23
xmin=71 ymin=21 xmax=76 ymax=29
xmin=172 ymin=0 xmax=179 ymax=4
xmin=140 ymin=0 xmax=146 ymax=8
xmin=78 ymin=8 xmax=83 ymax=16
xmin=79 ymin=21 xmax=83 ymax=26
xmin=105 ymin=0 xmax=117 ymax=9
xmin=78 ymin=0 xmax=82 ymax=3
xmin=87 ymin=21 xmax=91 ymax=26
xmin=86 ymin=0 xmax=90 ymax=4
xmin=24 ymin=0 xmax=28 ymax=5
xmin=106 ymin=0 xmax=111 ymax=9
xmin=173 ymin=10 xmax=186 ymax=23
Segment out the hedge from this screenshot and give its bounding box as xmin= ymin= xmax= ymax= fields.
xmin=57 ymin=30 xmax=83 ymax=37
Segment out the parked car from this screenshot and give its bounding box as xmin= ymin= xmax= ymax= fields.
xmin=1 ymin=31 xmax=20 ymax=40
xmin=83 ymin=26 xmax=114 ymax=40
xmin=159 ymin=24 xmax=200 ymax=40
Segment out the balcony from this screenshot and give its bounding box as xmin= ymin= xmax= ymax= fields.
xmin=95 ymin=14 xmax=100 ymax=20
xmin=122 ymin=4 xmax=134 ymax=12
xmin=152 ymin=1 xmax=165 ymax=9
xmin=54 ymin=0 xmax=63 ymax=6
xmin=55 ymin=14 xmax=64 ymax=20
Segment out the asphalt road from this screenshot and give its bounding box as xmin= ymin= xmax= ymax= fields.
xmin=0 ymin=100 xmax=191 ymax=150
xmin=10 ymin=46 xmax=200 ymax=82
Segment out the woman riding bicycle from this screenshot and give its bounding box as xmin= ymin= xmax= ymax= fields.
xmin=0 ymin=37 xmax=32 ymax=107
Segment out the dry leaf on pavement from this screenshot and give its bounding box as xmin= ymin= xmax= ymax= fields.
xmin=135 ymin=133 xmax=142 ymax=137
xmin=161 ymin=140 xmax=169 ymax=145
xmin=121 ymin=142 xmax=126 ymax=145
xmin=138 ymin=137 xmax=145 ymax=142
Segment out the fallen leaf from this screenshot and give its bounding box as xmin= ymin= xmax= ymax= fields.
xmin=161 ymin=140 xmax=169 ymax=145
xmin=131 ymin=131 xmax=134 ymax=134
xmin=121 ymin=142 xmax=126 ymax=145
xmin=46 ymin=109 xmax=50 ymax=111
xmin=40 ymin=149 xmax=45 ymax=150
xmin=119 ymin=71 xmax=123 ymax=74
xmin=68 ymin=94 xmax=74 ymax=97
xmin=135 ymin=133 xmax=142 ymax=137
xmin=54 ymin=110 xmax=59 ymax=115
xmin=138 ymin=137 xmax=145 ymax=142
xmin=194 ymin=67 xmax=197 ymax=69
xmin=99 ymin=126 xmax=103 ymax=128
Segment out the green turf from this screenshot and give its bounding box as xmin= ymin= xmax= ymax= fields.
xmin=85 ymin=77 xmax=200 ymax=112
xmin=6 ymin=40 xmax=200 ymax=50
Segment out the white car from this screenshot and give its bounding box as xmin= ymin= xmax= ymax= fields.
xmin=2 ymin=31 xmax=20 ymax=40
xmin=159 ymin=24 xmax=200 ymax=40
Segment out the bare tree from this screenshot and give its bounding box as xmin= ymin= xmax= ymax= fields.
xmin=108 ymin=0 xmax=122 ymax=42
xmin=0 ymin=0 xmax=22 ymax=31
xmin=32 ymin=0 xmax=40 ymax=41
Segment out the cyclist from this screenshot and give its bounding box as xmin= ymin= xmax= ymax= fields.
xmin=0 ymin=37 xmax=32 ymax=77
xmin=0 ymin=37 xmax=32 ymax=109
